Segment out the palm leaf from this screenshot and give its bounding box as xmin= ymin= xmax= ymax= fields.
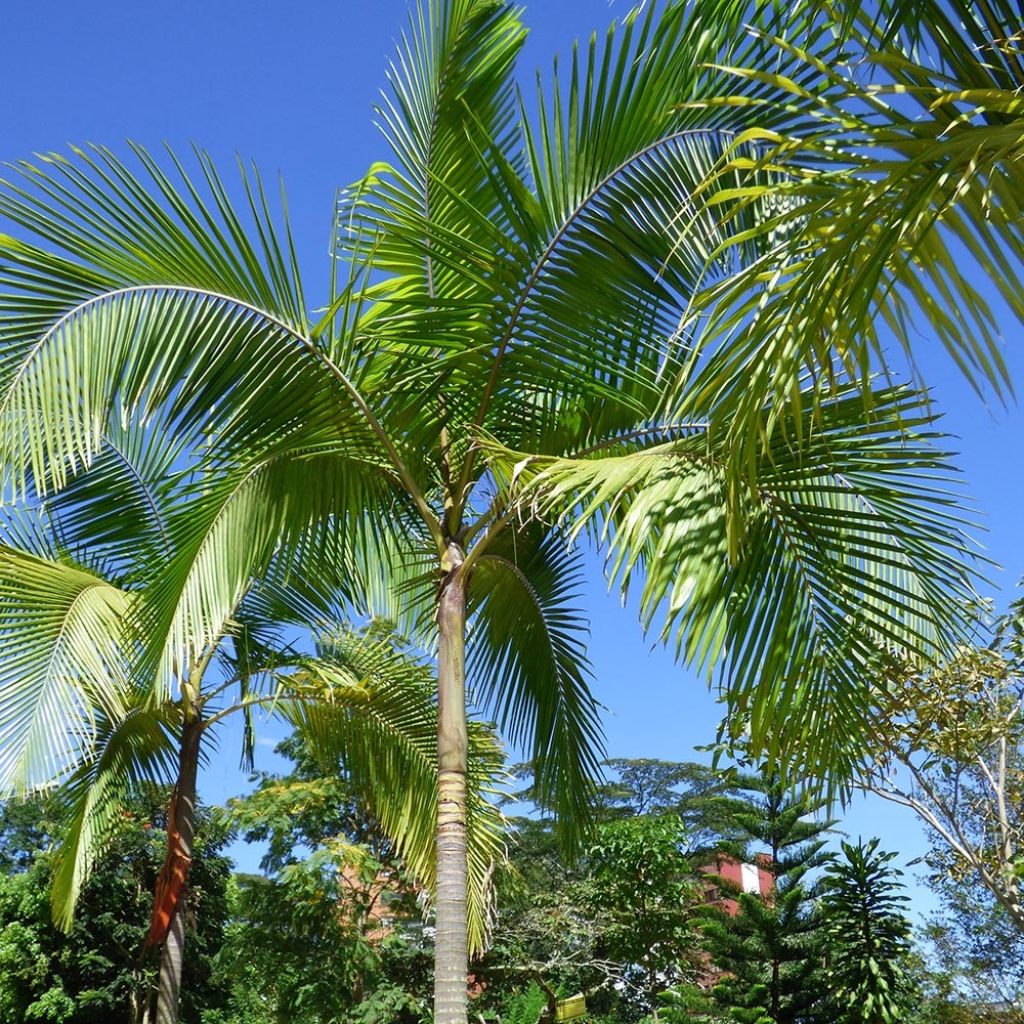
xmin=677 ymin=1 xmax=1024 ymax=483
xmin=467 ymin=525 xmax=603 ymax=848
xmin=0 ymin=548 xmax=132 ymax=795
xmin=279 ymin=626 xmax=506 ymax=954
xmin=49 ymin=698 xmax=178 ymax=930
xmin=130 ymin=443 xmax=396 ymax=700
xmin=0 ymin=144 xmax=406 ymax=509
xmin=481 ymin=383 xmax=981 ymax=783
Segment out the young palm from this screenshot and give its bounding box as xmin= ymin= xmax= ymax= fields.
xmin=0 ymin=422 xmax=505 ymax=1024
xmin=0 ymin=2 xmax=981 ymax=1021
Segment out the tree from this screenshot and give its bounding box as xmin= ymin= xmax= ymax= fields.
xmin=696 ymin=773 xmax=834 ymax=1024
xmin=0 ymin=441 xmax=504 ymax=1024
xmin=920 ymin=908 xmax=1024 ymax=1018
xmin=0 ymin=791 xmax=232 ymax=1024
xmin=480 ymin=792 xmax=625 ymax=1020
xmin=860 ymin=598 xmax=1024 ymax=933
xmin=483 ymin=803 xmax=703 ymax=1022
xmin=819 ymin=839 xmax=918 ymax=1024
xmin=595 ymin=759 xmax=743 ymax=854
xmin=0 ymin=3 xmax=983 ymax=1021
xmin=587 ymin=814 xmax=703 ymax=1021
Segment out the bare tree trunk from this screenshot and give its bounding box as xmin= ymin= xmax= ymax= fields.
xmin=154 ymin=709 xmax=202 ymax=1024
xmin=435 ymin=542 xmax=469 ymax=1024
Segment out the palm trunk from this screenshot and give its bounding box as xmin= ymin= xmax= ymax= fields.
xmin=435 ymin=542 xmax=469 ymax=1024
xmin=154 ymin=710 xmax=202 ymax=1024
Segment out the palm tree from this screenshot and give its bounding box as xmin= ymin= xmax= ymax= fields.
xmin=0 ymin=421 xmax=505 ymax=1024
xmin=679 ymin=0 xmax=1024 ymax=480
xmin=0 ymin=2 xmax=982 ymax=1020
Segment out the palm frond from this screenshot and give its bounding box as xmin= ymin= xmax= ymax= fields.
xmin=467 ymin=525 xmax=603 ymax=849
xmin=481 ymin=383 xmax=981 ymax=782
xmin=279 ymin=626 xmax=506 ymax=954
xmin=0 ymin=547 xmax=132 ymax=796
xmin=40 ymin=410 xmax=191 ymax=583
xmin=677 ymin=1 xmax=1024 ymax=482
xmin=49 ymin=699 xmax=178 ymax=930
xmin=131 ymin=444 xmax=396 ymax=700
xmin=454 ymin=0 xmax=807 ymax=469
xmin=328 ymin=0 xmax=528 ymax=479
xmin=0 ymin=144 xmax=396 ymax=505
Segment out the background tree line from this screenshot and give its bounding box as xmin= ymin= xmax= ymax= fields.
xmin=3 ymin=736 xmax=1021 ymax=1023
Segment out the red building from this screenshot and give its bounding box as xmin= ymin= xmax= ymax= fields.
xmin=701 ymin=854 xmax=774 ymax=916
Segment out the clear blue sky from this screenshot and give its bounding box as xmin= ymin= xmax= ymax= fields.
xmin=3 ymin=1 xmax=1022 ymax=914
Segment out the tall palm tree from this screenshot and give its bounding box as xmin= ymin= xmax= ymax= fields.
xmin=0 ymin=421 xmax=505 ymax=1024
xmin=0 ymin=2 xmax=982 ymax=1021
xmin=678 ymin=0 xmax=1024 ymax=480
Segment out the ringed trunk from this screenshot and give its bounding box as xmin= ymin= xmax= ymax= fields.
xmin=434 ymin=541 xmax=469 ymax=1024
xmin=153 ymin=709 xmax=202 ymax=1024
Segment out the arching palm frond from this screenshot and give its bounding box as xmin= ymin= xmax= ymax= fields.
xmin=341 ymin=0 xmax=802 ymax=484
xmin=49 ymin=698 xmax=178 ymax=930
xmin=0 ymin=144 xmax=391 ymax=506
xmin=279 ymin=626 xmax=506 ymax=955
xmin=456 ymin=0 xmax=810 ymax=463
xmin=40 ymin=411 xmax=187 ymax=581
xmin=481 ymin=383 xmax=980 ymax=784
xmin=131 ymin=444 xmax=399 ymax=700
xmin=331 ymin=0 xmax=529 ymax=479
xmin=467 ymin=525 xmax=602 ymax=849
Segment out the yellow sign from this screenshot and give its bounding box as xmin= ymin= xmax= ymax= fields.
xmin=554 ymin=994 xmax=586 ymax=1021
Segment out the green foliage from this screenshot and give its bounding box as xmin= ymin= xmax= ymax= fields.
xmin=819 ymin=839 xmax=918 ymax=1024
xmin=482 ymin=795 xmax=708 ymax=1023
xmin=498 ymin=983 xmax=549 ymax=1024
xmin=594 ymin=759 xmax=742 ymax=854
xmin=212 ymin=732 xmax=433 ymax=1024
xmin=682 ymin=1 xmax=1024 ymax=503
xmin=0 ymin=792 xmax=231 ymax=1024
xmin=0 ymin=0 xmax=984 ymax=855
xmin=920 ymin=908 xmax=1024 ymax=1014
xmin=588 ymin=815 xmax=703 ymax=1012
xmin=213 ymin=869 xmax=431 ymax=1024
xmin=0 ymin=2 xmax=1005 ymax=1021
xmin=694 ymin=772 xmax=835 ymax=1024
xmin=862 ymin=596 xmax=1024 ymax=946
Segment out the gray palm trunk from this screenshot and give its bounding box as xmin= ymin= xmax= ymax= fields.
xmin=154 ymin=709 xmax=201 ymax=1024
xmin=434 ymin=541 xmax=470 ymax=1024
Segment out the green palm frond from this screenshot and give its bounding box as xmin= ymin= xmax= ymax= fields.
xmin=467 ymin=525 xmax=602 ymax=847
xmin=280 ymin=626 xmax=506 ymax=954
xmin=40 ymin=411 xmax=191 ymax=582
xmin=482 ymin=383 xmax=980 ymax=782
xmin=459 ymin=0 xmax=809 ymax=460
xmin=677 ymin=0 xmax=1024 ymax=480
xmin=132 ymin=445 xmax=394 ymax=699
xmin=0 ymin=547 xmax=132 ymax=795
xmin=331 ymin=0 xmax=528 ymax=477
xmin=49 ymin=698 xmax=178 ymax=930
xmin=0 ymin=142 xmax=305 ymax=329
xmin=341 ymin=0 xmax=801 ymax=482
xmin=0 ymin=144 xmax=397 ymax=505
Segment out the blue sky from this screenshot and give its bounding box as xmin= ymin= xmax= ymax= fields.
xmin=4 ymin=0 xmax=1022 ymax=915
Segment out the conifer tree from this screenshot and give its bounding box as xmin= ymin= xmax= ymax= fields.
xmin=696 ymin=772 xmax=835 ymax=1024
xmin=819 ymin=839 xmax=918 ymax=1024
